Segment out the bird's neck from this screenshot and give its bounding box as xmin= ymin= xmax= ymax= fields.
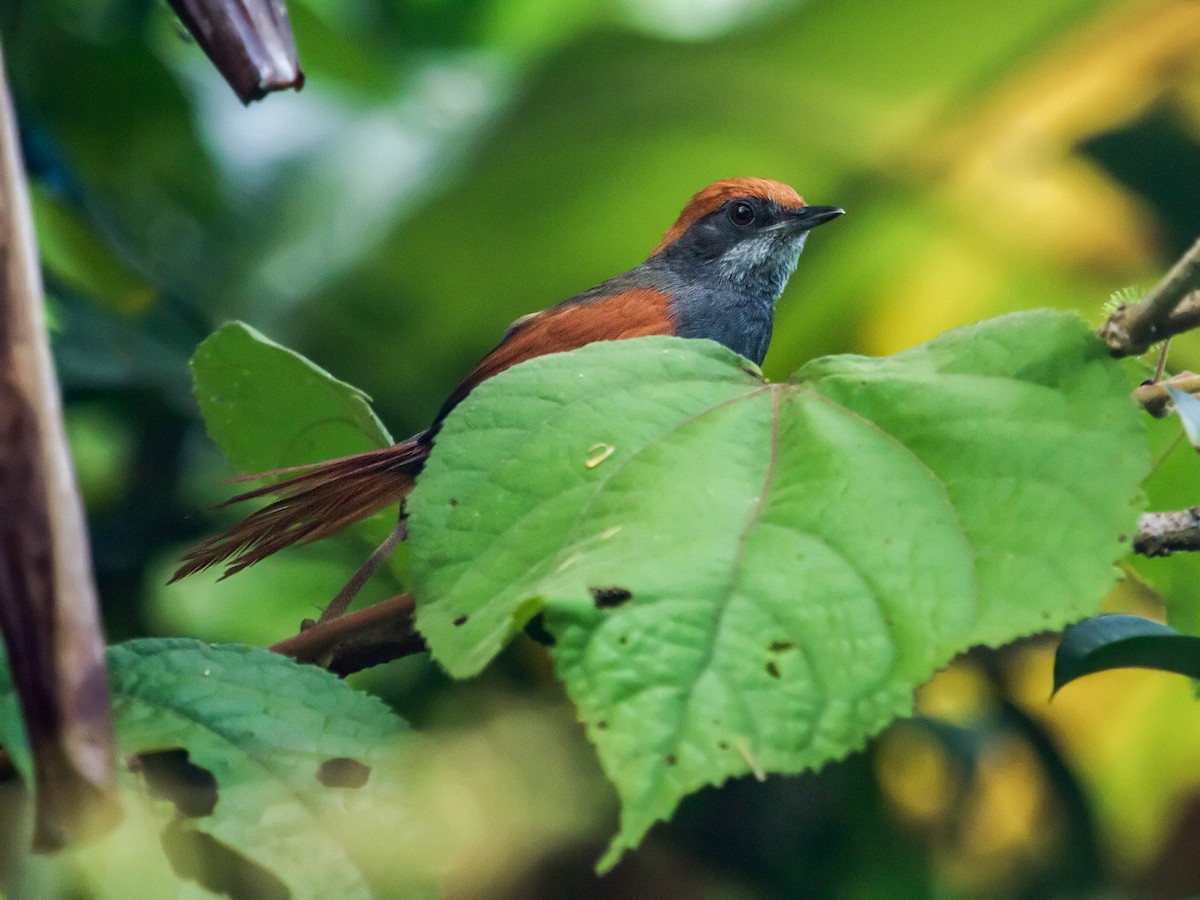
xmin=639 ymin=244 xmax=805 ymax=366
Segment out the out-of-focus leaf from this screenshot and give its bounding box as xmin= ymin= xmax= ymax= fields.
xmin=108 ymin=639 xmax=430 ymax=898
xmin=0 ymin=644 xmax=32 ymax=783
xmin=150 ymin=546 xmax=405 ymax=645
xmin=15 ymin=764 xmax=187 ymax=900
xmin=410 ymin=311 xmax=1147 ymax=866
xmin=63 ymin=405 xmax=134 ymax=511
xmin=14 ymin=34 xmax=225 ymax=238
xmin=1167 ymin=386 xmax=1200 ymax=448
xmin=284 ymin=2 xmax=396 ymax=98
xmin=52 ymin=301 xmax=197 ymax=409
xmin=30 ymin=186 xmax=156 ymax=315
xmin=3 ymin=640 xmax=442 ymax=898
xmin=1054 ymin=614 xmax=1200 ymax=692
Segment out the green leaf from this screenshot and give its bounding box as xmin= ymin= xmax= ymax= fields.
xmin=191 ymin=322 xmax=392 ymax=474
xmin=408 ymin=310 xmax=1148 ymax=868
xmin=106 ymin=639 xmax=429 ymax=899
xmin=31 ymin=186 xmax=157 ymax=316
xmin=0 ymin=640 xmax=436 ymax=899
xmin=0 ymin=644 xmax=32 ymax=784
xmin=1054 ymin=614 xmax=1200 ymax=692
xmin=189 ymin=322 xmax=405 ymax=565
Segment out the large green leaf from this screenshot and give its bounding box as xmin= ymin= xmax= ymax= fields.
xmin=109 ymin=640 xmax=430 ymax=898
xmin=408 ymin=310 xmax=1148 ymax=867
xmin=0 ymin=640 xmax=435 ymax=899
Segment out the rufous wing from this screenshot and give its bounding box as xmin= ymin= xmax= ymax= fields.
xmin=173 ymin=289 xmax=675 ymax=580
xmin=434 ymin=288 xmax=675 ymax=422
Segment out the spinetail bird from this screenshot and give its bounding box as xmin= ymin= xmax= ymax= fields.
xmin=172 ymin=178 xmax=843 ymax=581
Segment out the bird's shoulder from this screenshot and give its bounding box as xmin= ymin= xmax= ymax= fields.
xmin=433 ymin=272 xmax=678 ymax=424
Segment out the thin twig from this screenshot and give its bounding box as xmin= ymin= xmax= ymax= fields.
xmin=270 ymin=593 xmax=424 ymax=676
xmin=1152 ymin=337 xmax=1172 ymax=383
xmin=316 ymin=518 xmax=407 ymax=625
xmin=1100 ymin=238 xmax=1200 ymax=356
xmin=1133 ymin=508 xmax=1200 ymax=557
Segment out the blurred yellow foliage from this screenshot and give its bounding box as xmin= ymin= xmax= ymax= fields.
xmin=865 ymin=0 xmax=1200 ymax=353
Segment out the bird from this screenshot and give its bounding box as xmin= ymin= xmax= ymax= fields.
xmin=172 ymin=178 xmax=843 ymax=582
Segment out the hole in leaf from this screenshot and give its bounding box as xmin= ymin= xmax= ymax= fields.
xmin=589 ymin=586 xmax=632 ymax=608
xmin=765 ymin=661 xmax=781 ymax=679
xmin=317 ymin=757 xmax=370 ymax=789
xmin=161 ymin=820 xmax=290 ymax=900
xmin=453 ymin=615 xmax=469 ymax=627
xmin=767 ymin=641 xmax=795 ymax=653
xmin=596 ymin=720 xmax=608 ymax=730
xmin=448 ymin=498 xmax=458 ymax=507
xmin=131 ymin=749 xmax=217 ymax=818
xmin=523 ymin=613 xmax=555 ymax=646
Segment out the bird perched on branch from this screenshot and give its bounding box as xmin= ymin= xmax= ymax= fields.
xmin=173 ymin=178 xmax=843 ymax=582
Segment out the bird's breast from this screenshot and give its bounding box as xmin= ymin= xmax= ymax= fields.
xmin=669 ymin=288 xmax=775 ymax=366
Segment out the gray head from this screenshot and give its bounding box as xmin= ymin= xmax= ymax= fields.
xmin=645 ymin=178 xmax=843 ymax=364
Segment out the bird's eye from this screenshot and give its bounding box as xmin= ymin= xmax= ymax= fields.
xmin=728 ymin=201 xmax=756 ymax=227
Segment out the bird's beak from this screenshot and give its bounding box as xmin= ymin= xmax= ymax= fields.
xmin=787 ymin=205 xmax=844 ymax=230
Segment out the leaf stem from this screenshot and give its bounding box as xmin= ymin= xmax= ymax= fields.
xmin=1152 ymin=337 xmax=1172 ymax=383
xmin=316 ymin=518 xmax=407 ymax=625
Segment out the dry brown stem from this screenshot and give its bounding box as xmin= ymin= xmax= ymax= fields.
xmin=0 ymin=44 xmax=120 ymax=848
xmin=1101 ymin=238 xmax=1200 ymax=356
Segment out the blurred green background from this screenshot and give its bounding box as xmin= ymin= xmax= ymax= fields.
xmin=4 ymin=0 xmax=1200 ymax=895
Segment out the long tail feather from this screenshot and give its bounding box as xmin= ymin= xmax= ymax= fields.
xmin=171 ymin=438 xmax=430 ymax=581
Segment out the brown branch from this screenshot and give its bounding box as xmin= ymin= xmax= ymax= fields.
xmin=1134 ymin=508 xmax=1200 ymax=557
xmin=270 ymin=594 xmax=425 ymax=677
xmin=1100 ymin=238 xmax=1200 ymax=356
xmin=1159 ymin=291 xmax=1200 ymax=340
xmin=0 ymin=44 xmax=120 ymax=847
